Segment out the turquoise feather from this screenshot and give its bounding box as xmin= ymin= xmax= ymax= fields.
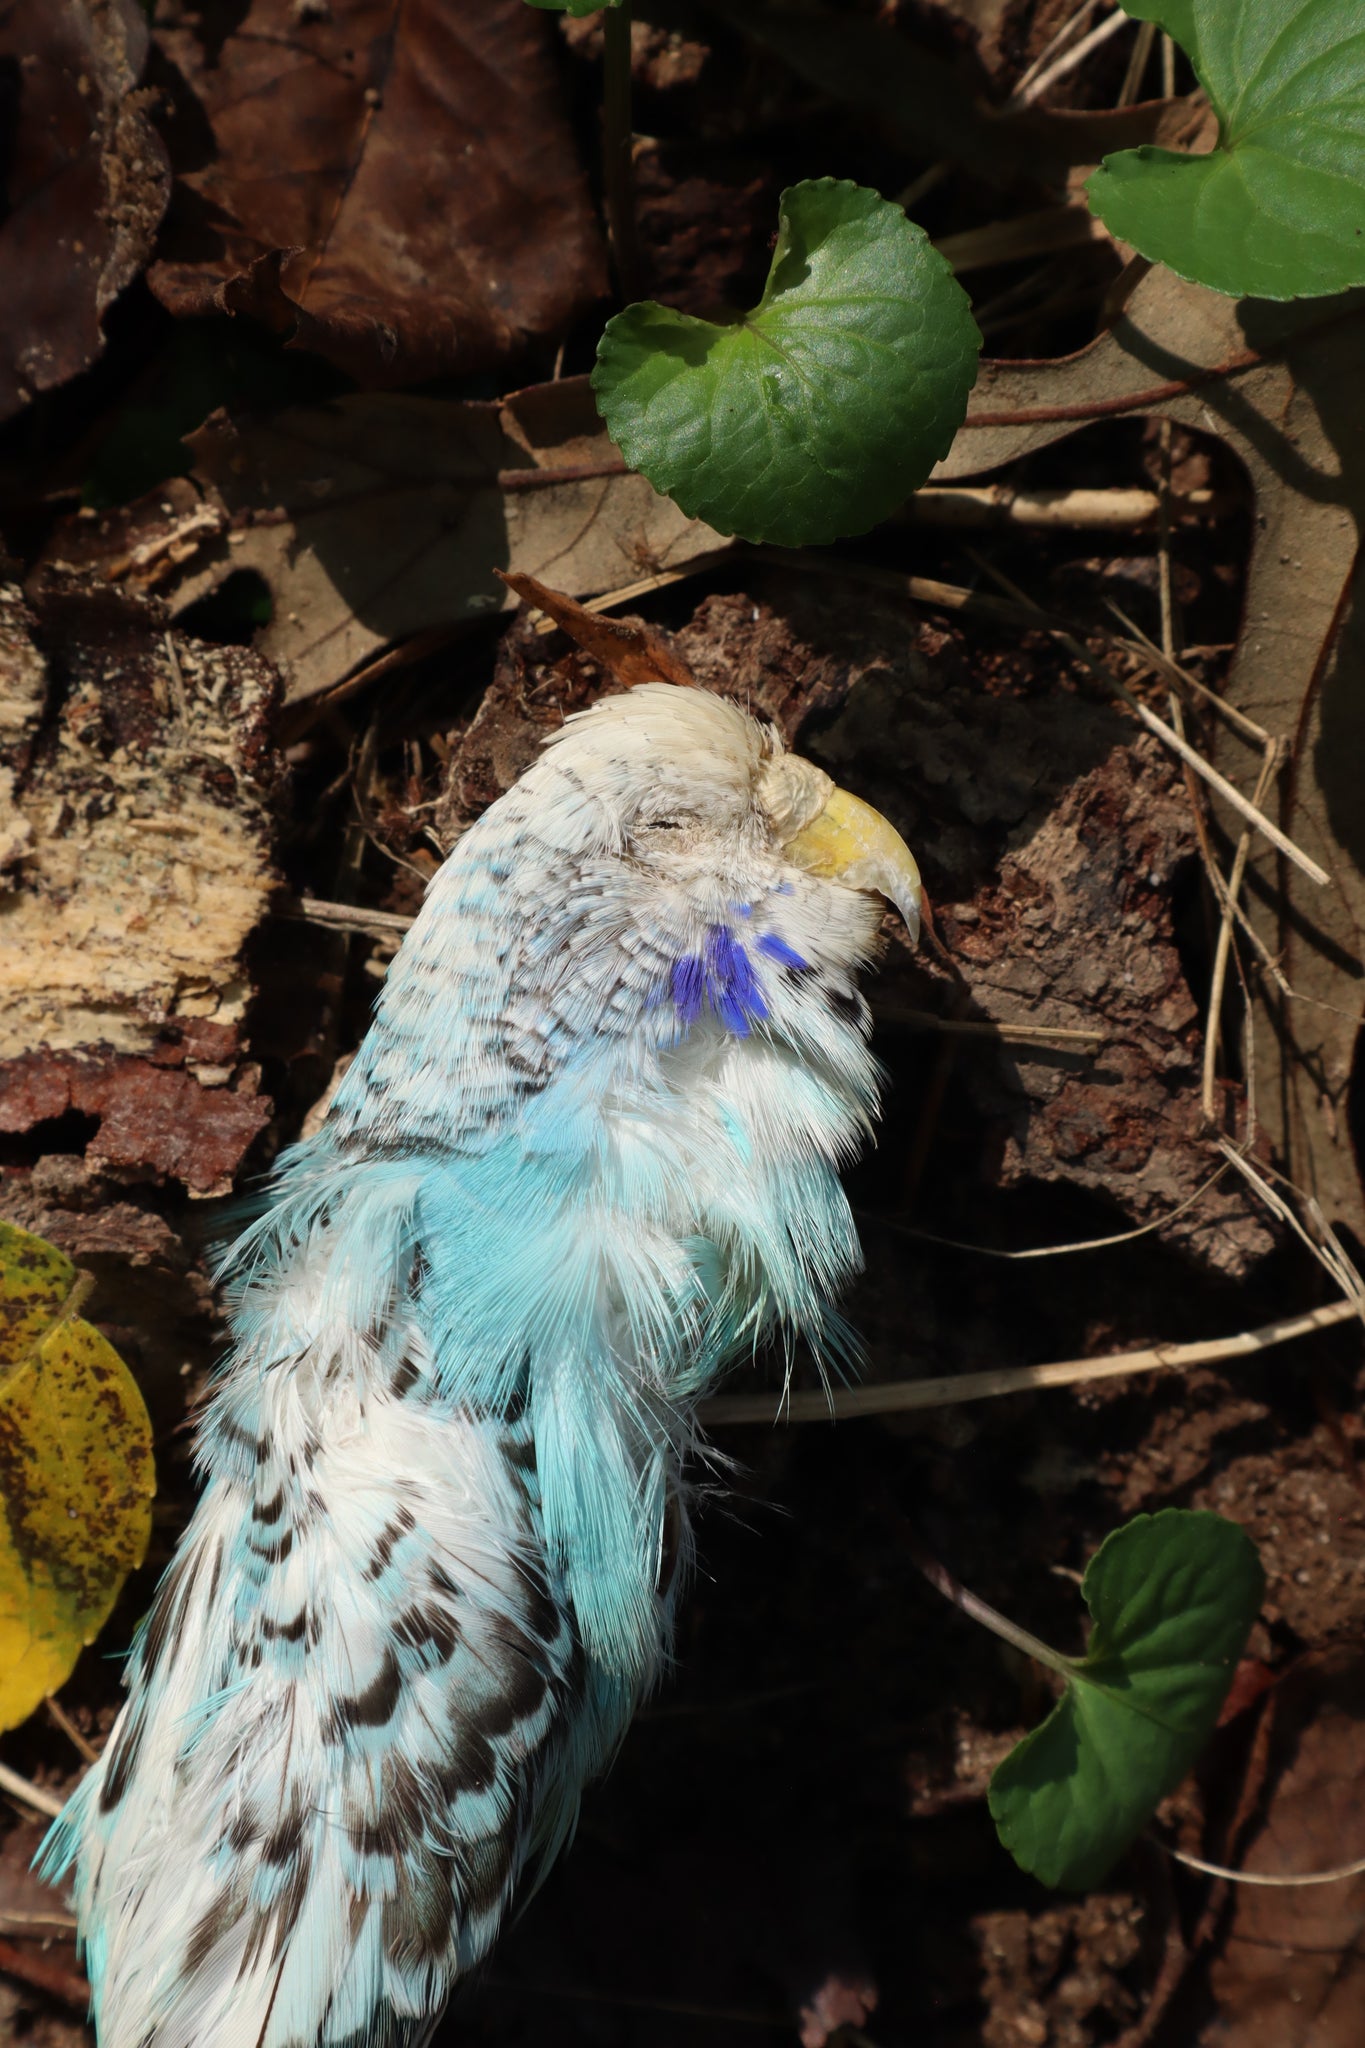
xmin=41 ymin=684 xmax=901 ymax=2048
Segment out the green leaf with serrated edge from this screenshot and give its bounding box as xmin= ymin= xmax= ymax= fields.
xmin=1086 ymin=1 xmax=1365 ymax=300
xmin=989 ymin=1511 xmax=1264 ymax=1891
xmin=592 ymin=179 xmax=981 ymax=548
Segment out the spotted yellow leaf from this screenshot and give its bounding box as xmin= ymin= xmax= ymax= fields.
xmin=0 ymin=1221 xmax=155 ymax=1731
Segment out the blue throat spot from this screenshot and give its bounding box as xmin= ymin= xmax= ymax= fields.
xmin=670 ymin=925 xmax=773 ymax=1038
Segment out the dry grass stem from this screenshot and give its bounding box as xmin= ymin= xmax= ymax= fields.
xmin=0 ymin=1760 xmax=65 ymax=1820
xmin=45 ymin=1696 xmax=99 ymax=1765
xmin=1202 ymin=746 xmax=1281 ymax=1117
xmin=906 ymin=484 xmax=1217 ymax=527
xmin=1103 ymin=605 xmax=1271 ymax=749
xmin=933 ymin=208 xmax=1107 ymax=275
xmin=282 ymin=898 xmax=415 ymax=937
xmin=699 ymin=1299 xmax=1359 ymax=1425
xmin=1165 ymin=1844 xmax=1365 ymax=1888
xmin=875 ymin=1005 xmax=1104 ymax=1048
xmin=1018 ymin=6 xmax=1131 ymax=104
xmin=1118 ymin=17 xmax=1158 ymax=102
xmin=866 ymin=1156 xmax=1233 ymax=1260
xmin=0 ymin=1911 xmax=78 ymax=1937
xmin=1010 ymin=0 xmax=1106 ymax=98
xmin=530 ymin=549 xmax=736 ymax=633
xmin=1217 ymin=1142 xmax=1365 ymax=1325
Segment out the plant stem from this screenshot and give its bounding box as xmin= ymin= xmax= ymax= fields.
xmin=909 ymin=1538 xmax=1078 ymax=1681
xmin=602 ymin=2 xmax=643 ymax=303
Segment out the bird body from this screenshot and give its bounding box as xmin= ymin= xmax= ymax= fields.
xmin=43 ymin=683 xmax=920 ymax=2048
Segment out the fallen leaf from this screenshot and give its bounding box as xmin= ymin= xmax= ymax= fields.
xmin=497 ymin=570 xmax=700 ymax=689
xmin=0 ymin=0 xmax=170 ymax=423
xmin=0 ymin=576 xmax=280 ymax=1193
xmin=0 ymin=1221 xmax=154 ymax=1733
xmin=1206 ymin=1653 xmax=1365 ymax=2048
xmin=53 ymin=377 xmax=727 ymax=705
xmin=934 ymin=268 xmax=1365 ymax=1244
xmin=147 ymin=0 xmax=607 ymax=385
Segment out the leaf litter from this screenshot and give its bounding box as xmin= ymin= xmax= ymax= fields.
xmin=1 ymin=3 xmax=1365 ymax=2044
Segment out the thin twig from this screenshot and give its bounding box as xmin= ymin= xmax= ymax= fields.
xmin=933 ymin=207 xmax=1107 ymax=276
xmin=1117 ymin=17 xmax=1157 ymax=102
xmin=1217 ymin=1142 xmax=1365 ymax=1325
xmin=1164 ymin=1843 xmax=1365 ymax=1887
xmin=0 ymin=1760 xmax=65 ymax=1820
xmin=278 ymin=897 xmax=415 ymax=937
xmin=699 ymin=1299 xmax=1360 ymax=1425
xmin=911 ymin=1541 xmax=1074 ymax=1679
xmin=862 ymin=1156 xmax=1233 ymax=1261
xmin=905 ymin=483 xmax=1219 ymax=528
xmin=45 ymin=1696 xmax=99 ymax=1765
xmin=1010 ymin=0 xmax=1108 ymax=101
xmin=874 ymin=1005 xmax=1104 ymax=1049
xmin=1203 ymin=745 xmax=1281 ymax=1118
xmin=1102 ymin=603 xmax=1271 ymax=750
xmin=750 ymin=548 xmax=1049 ymax=633
xmin=531 ymin=547 xmax=735 ymax=633
xmin=896 ymin=161 xmax=950 ymax=211
xmin=1016 ymin=5 xmax=1131 ymax=105
xmin=0 ymin=1912 xmax=78 ymax=1939
xmin=1156 ymin=418 xmax=1176 ymax=666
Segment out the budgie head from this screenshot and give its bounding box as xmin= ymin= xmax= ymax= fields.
xmin=518 ymin=679 xmax=920 ymax=938
xmin=334 ymin=680 xmax=921 ymax=1155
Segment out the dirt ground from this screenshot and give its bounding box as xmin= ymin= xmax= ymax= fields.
xmin=2 ymin=3 xmax=1364 ymax=2045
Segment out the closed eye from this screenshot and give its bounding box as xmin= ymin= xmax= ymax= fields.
xmin=635 ymin=810 xmax=699 ymax=833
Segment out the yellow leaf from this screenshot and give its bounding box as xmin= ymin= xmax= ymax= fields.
xmin=0 ymin=1222 xmax=155 ymax=1732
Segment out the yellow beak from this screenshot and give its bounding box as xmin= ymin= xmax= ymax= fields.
xmin=782 ymin=784 xmax=922 ymax=946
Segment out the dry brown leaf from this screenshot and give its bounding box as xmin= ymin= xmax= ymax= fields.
xmin=0 ymin=0 xmax=170 ymax=423
xmin=45 ymin=378 xmax=726 ymax=706
xmin=934 ymin=269 xmax=1365 ymax=1243
xmin=1205 ymin=1654 xmax=1365 ymax=2048
xmin=496 ymin=570 xmax=699 ymax=690
xmin=147 ymin=0 xmax=607 ymax=385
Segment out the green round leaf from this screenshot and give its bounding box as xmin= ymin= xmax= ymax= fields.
xmin=988 ymin=1510 xmax=1265 ymax=1891
xmin=1087 ymin=1 xmax=1365 ymax=300
xmin=591 ymin=179 xmax=981 ymax=547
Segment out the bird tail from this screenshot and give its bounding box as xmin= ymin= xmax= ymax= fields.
xmin=41 ymin=1336 xmax=583 ymax=2048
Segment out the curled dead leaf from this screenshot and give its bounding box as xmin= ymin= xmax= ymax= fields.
xmin=147 ymin=0 xmax=607 ymax=385
xmin=0 ymin=0 xmax=170 ymax=423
